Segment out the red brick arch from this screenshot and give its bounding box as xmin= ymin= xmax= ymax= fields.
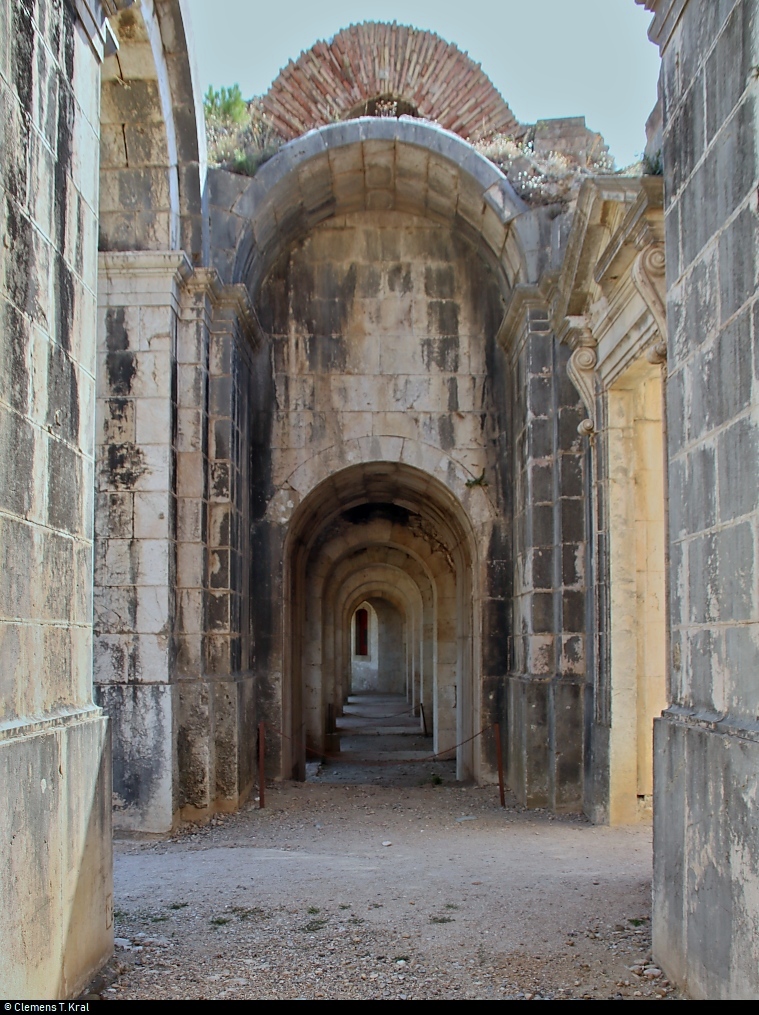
xmin=262 ymin=21 xmax=519 ymax=142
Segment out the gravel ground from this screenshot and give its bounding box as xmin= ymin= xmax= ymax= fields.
xmin=88 ymin=778 xmax=684 ymax=1001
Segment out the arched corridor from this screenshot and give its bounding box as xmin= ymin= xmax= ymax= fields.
xmin=350 ymin=600 xmax=405 ymax=697
xmin=284 ymin=462 xmax=485 ymax=783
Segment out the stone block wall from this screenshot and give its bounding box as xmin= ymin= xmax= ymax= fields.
xmin=174 ymin=270 xmax=213 ymax=812
xmin=186 ymin=286 xmax=257 ymax=811
xmin=508 ymin=304 xmax=587 ymax=810
xmin=652 ymin=0 xmax=759 ymax=998
xmin=0 ymin=0 xmax=112 ymax=998
xmin=257 ymin=210 xmax=505 ymax=497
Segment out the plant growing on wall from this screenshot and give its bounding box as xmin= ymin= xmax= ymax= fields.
xmin=204 ymin=87 xmax=286 ymax=176
xmin=473 ymin=133 xmax=615 ymax=208
xmin=641 ymin=149 xmax=663 ymax=175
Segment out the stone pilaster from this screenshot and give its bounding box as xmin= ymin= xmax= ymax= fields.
xmin=174 ymin=269 xmax=214 ymax=816
xmin=94 ymin=250 xmax=190 ymax=833
xmin=204 ymin=286 xmax=260 ymax=806
xmin=503 ymin=291 xmax=588 ymax=811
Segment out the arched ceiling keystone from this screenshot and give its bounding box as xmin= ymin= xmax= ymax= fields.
xmin=262 ymin=22 xmax=519 ymax=142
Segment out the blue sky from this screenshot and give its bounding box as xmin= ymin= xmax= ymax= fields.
xmin=184 ymin=0 xmax=660 ymax=168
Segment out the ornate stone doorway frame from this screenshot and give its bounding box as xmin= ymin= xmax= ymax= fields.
xmin=554 ymin=176 xmax=668 ymax=823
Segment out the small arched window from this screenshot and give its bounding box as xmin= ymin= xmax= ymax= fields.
xmin=355 ymin=608 xmax=369 ymax=656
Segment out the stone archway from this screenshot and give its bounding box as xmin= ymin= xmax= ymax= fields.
xmin=283 ymin=462 xmax=481 ymax=782
xmin=99 ymin=0 xmax=207 ymax=258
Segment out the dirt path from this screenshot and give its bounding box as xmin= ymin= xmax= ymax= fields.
xmin=94 ymin=779 xmax=683 ymax=1000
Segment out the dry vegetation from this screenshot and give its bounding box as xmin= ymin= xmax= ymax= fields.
xmin=204 ymin=86 xmax=630 ymax=206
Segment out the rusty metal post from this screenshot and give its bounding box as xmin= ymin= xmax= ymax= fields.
xmin=493 ymin=722 xmax=505 ymax=808
xmin=258 ymin=721 xmax=265 ymax=809
xmin=420 ymin=703 xmax=428 ymax=737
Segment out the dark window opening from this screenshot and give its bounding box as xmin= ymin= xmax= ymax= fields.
xmin=355 ymin=608 xmax=369 ymax=656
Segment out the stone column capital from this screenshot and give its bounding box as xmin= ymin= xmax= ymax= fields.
xmin=98 ymin=250 xmax=193 ymax=311
xmin=99 ymin=249 xmax=193 ymax=281
xmin=210 ymin=283 xmax=264 ymax=350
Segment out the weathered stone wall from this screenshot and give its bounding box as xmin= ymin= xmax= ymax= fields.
xmin=374 ymin=598 xmax=405 ymax=694
xmin=0 ymin=0 xmax=111 ymax=997
xmin=89 ymin=0 xmax=252 ymax=833
xmin=507 ymin=307 xmax=587 ymax=811
xmin=257 ymin=209 xmax=504 ymax=492
xmin=188 ymin=287 xmax=258 ymax=814
xmin=652 ymin=0 xmax=759 ymax=997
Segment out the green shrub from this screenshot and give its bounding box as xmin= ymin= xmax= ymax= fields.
xmin=204 ymin=84 xmax=248 ymax=125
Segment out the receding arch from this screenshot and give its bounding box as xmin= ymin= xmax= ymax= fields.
xmin=324 ymin=546 xmax=434 ymax=718
xmin=278 ymin=437 xmax=498 ymax=532
xmin=283 ymin=461 xmax=482 ymax=782
xmin=286 ymin=458 xmax=487 ymax=559
xmin=332 ymin=559 xmax=430 ymax=721
xmin=346 ymin=591 xmax=408 ymax=697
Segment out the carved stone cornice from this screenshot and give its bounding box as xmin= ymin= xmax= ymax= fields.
xmin=211 ymin=283 xmax=264 ymax=350
xmin=553 ymin=174 xmax=666 ymax=392
xmin=593 ymin=177 xmax=663 ymax=291
xmin=557 ymin=314 xmax=593 ymax=352
xmin=646 ymin=340 xmax=668 ymax=365
xmin=498 ymin=281 xmax=553 ymax=364
xmin=552 ymin=178 xmax=639 ymax=331
xmin=98 ymin=250 xmax=193 ymax=294
xmin=634 ymin=0 xmax=690 ymax=54
xmin=183 ymin=267 xmax=224 ymax=300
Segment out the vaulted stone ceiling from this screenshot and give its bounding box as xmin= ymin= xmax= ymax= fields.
xmin=262 ymin=22 xmax=519 ymax=142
